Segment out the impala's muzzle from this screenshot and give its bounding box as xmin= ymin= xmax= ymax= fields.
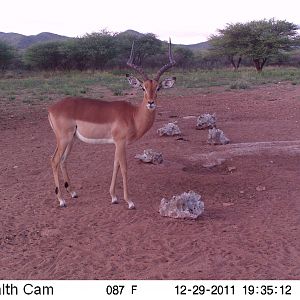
xmin=147 ymin=101 xmax=156 ymax=110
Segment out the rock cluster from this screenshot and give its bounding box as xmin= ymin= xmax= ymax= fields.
xmin=195 ymin=113 xmax=230 ymax=145
xmin=159 ymin=191 xmax=204 ymax=220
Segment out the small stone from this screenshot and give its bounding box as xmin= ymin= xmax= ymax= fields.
xmin=256 ymin=185 xmax=266 ymax=192
xmin=227 ymin=166 xmax=236 ymax=172
xmin=182 ymin=115 xmax=196 ymax=120
xmin=41 ymin=228 xmax=61 ymax=237
xmin=135 ymin=149 xmax=163 ymax=164
xmin=176 ymin=137 xmax=189 ymax=142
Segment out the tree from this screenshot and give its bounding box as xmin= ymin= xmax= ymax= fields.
xmin=209 ymin=23 xmax=247 ymax=70
xmin=80 ymin=30 xmax=117 ymax=70
xmin=244 ymin=19 xmax=299 ymax=71
xmin=24 ymin=30 xmax=117 ymax=71
xmin=0 ymin=41 xmax=15 ymax=71
xmin=24 ymin=41 xmax=65 ymax=70
xmin=22 ymin=30 xmax=167 ymax=71
xmin=174 ymin=47 xmax=194 ymax=69
xmin=209 ymin=19 xmax=299 ymax=72
xmin=129 ymin=33 xmax=162 ymax=66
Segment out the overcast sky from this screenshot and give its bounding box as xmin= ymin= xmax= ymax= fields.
xmin=1 ymin=0 xmax=299 ymax=44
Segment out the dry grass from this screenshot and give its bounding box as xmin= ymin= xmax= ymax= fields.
xmin=1 ymin=67 xmax=299 ymax=105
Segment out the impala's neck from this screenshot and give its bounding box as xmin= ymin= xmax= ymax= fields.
xmin=133 ymin=96 xmax=156 ymax=140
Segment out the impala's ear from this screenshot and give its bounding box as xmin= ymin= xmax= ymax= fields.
xmin=126 ymin=74 xmax=142 ymax=88
xmin=160 ymin=77 xmax=176 ymax=89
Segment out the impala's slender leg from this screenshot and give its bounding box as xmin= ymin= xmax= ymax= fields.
xmin=60 ymin=139 xmax=78 ymax=199
xmin=50 ymin=129 xmax=74 ymax=207
xmin=115 ymin=141 xmax=135 ymax=209
xmin=51 ymin=143 xmax=68 ymax=207
xmin=110 ymin=150 xmax=120 ymax=204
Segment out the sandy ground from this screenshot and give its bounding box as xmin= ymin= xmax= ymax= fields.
xmin=0 ymin=82 xmax=300 ymax=279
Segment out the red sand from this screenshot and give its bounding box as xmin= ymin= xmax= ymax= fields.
xmin=1 ymin=83 xmax=300 ymax=279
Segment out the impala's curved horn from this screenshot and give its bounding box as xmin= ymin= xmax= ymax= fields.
xmin=127 ymin=41 xmax=149 ymax=81
xmin=154 ymin=38 xmax=176 ymax=82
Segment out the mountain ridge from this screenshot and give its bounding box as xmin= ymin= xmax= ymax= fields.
xmin=0 ymin=30 xmax=210 ymax=51
xmin=0 ymin=32 xmax=70 ymax=49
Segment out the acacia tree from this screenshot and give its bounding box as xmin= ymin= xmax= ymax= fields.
xmin=174 ymin=47 xmax=194 ymax=69
xmin=81 ymin=30 xmax=117 ymax=70
xmin=244 ymin=19 xmax=299 ymax=71
xmin=104 ymin=33 xmax=163 ymax=69
xmin=24 ymin=41 xmax=65 ymax=70
xmin=129 ymin=33 xmax=163 ymax=66
xmin=209 ymin=23 xmax=248 ymax=70
xmin=209 ymin=19 xmax=299 ymax=72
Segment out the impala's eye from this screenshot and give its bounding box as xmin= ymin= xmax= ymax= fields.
xmin=157 ymin=87 xmax=161 ymax=92
xmin=142 ymin=87 xmax=145 ymax=91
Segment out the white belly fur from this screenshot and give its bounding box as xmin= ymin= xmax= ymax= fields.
xmin=76 ymin=130 xmax=114 ymax=144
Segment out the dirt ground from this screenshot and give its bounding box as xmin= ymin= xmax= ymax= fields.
xmin=1 ymin=82 xmax=300 ymax=280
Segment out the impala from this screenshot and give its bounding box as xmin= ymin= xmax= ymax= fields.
xmin=48 ymin=39 xmax=176 ymax=209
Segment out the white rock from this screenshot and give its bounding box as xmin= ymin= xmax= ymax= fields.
xmin=196 ymin=113 xmax=216 ymax=130
xmin=159 ymin=191 xmax=204 ymax=220
xmin=208 ymin=128 xmax=230 ymax=145
xmin=157 ymin=122 xmax=181 ymax=136
xmin=256 ymin=185 xmax=266 ymax=192
xmin=227 ymin=166 xmax=237 ymax=172
xmin=135 ymin=149 xmax=163 ymax=164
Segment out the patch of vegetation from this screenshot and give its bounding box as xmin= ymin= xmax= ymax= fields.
xmin=1 ymin=67 xmax=300 ymax=105
xmin=0 ymin=71 xmax=129 ymax=104
xmin=172 ymin=67 xmax=300 ymax=89
xmin=229 ymin=79 xmax=250 ymax=90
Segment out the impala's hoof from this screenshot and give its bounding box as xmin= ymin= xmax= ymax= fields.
xmin=128 ymin=202 xmax=135 ymax=210
xmin=59 ymin=203 xmax=67 ymax=208
xmin=71 ymin=191 xmax=78 ymax=198
xmin=59 ymin=199 xmax=67 ymax=207
xmin=111 ymin=196 xmax=119 ymax=204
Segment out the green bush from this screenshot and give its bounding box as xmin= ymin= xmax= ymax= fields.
xmin=0 ymin=41 xmax=15 ymax=71
xmin=229 ymin=79 xmax=250 ymax=89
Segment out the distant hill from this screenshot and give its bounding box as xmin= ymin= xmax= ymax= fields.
xmin=117 ymin=29 xmax=145 ymax=39
xmin=0 ymin=30 xmax=209 ymax=52
xmin=0 ymin=32 xmax=70 ymax=49
xmin=119 ymin=30 xmax=210 ymax=52
xmin=180 ymin=41 xmax=211 ymax=51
